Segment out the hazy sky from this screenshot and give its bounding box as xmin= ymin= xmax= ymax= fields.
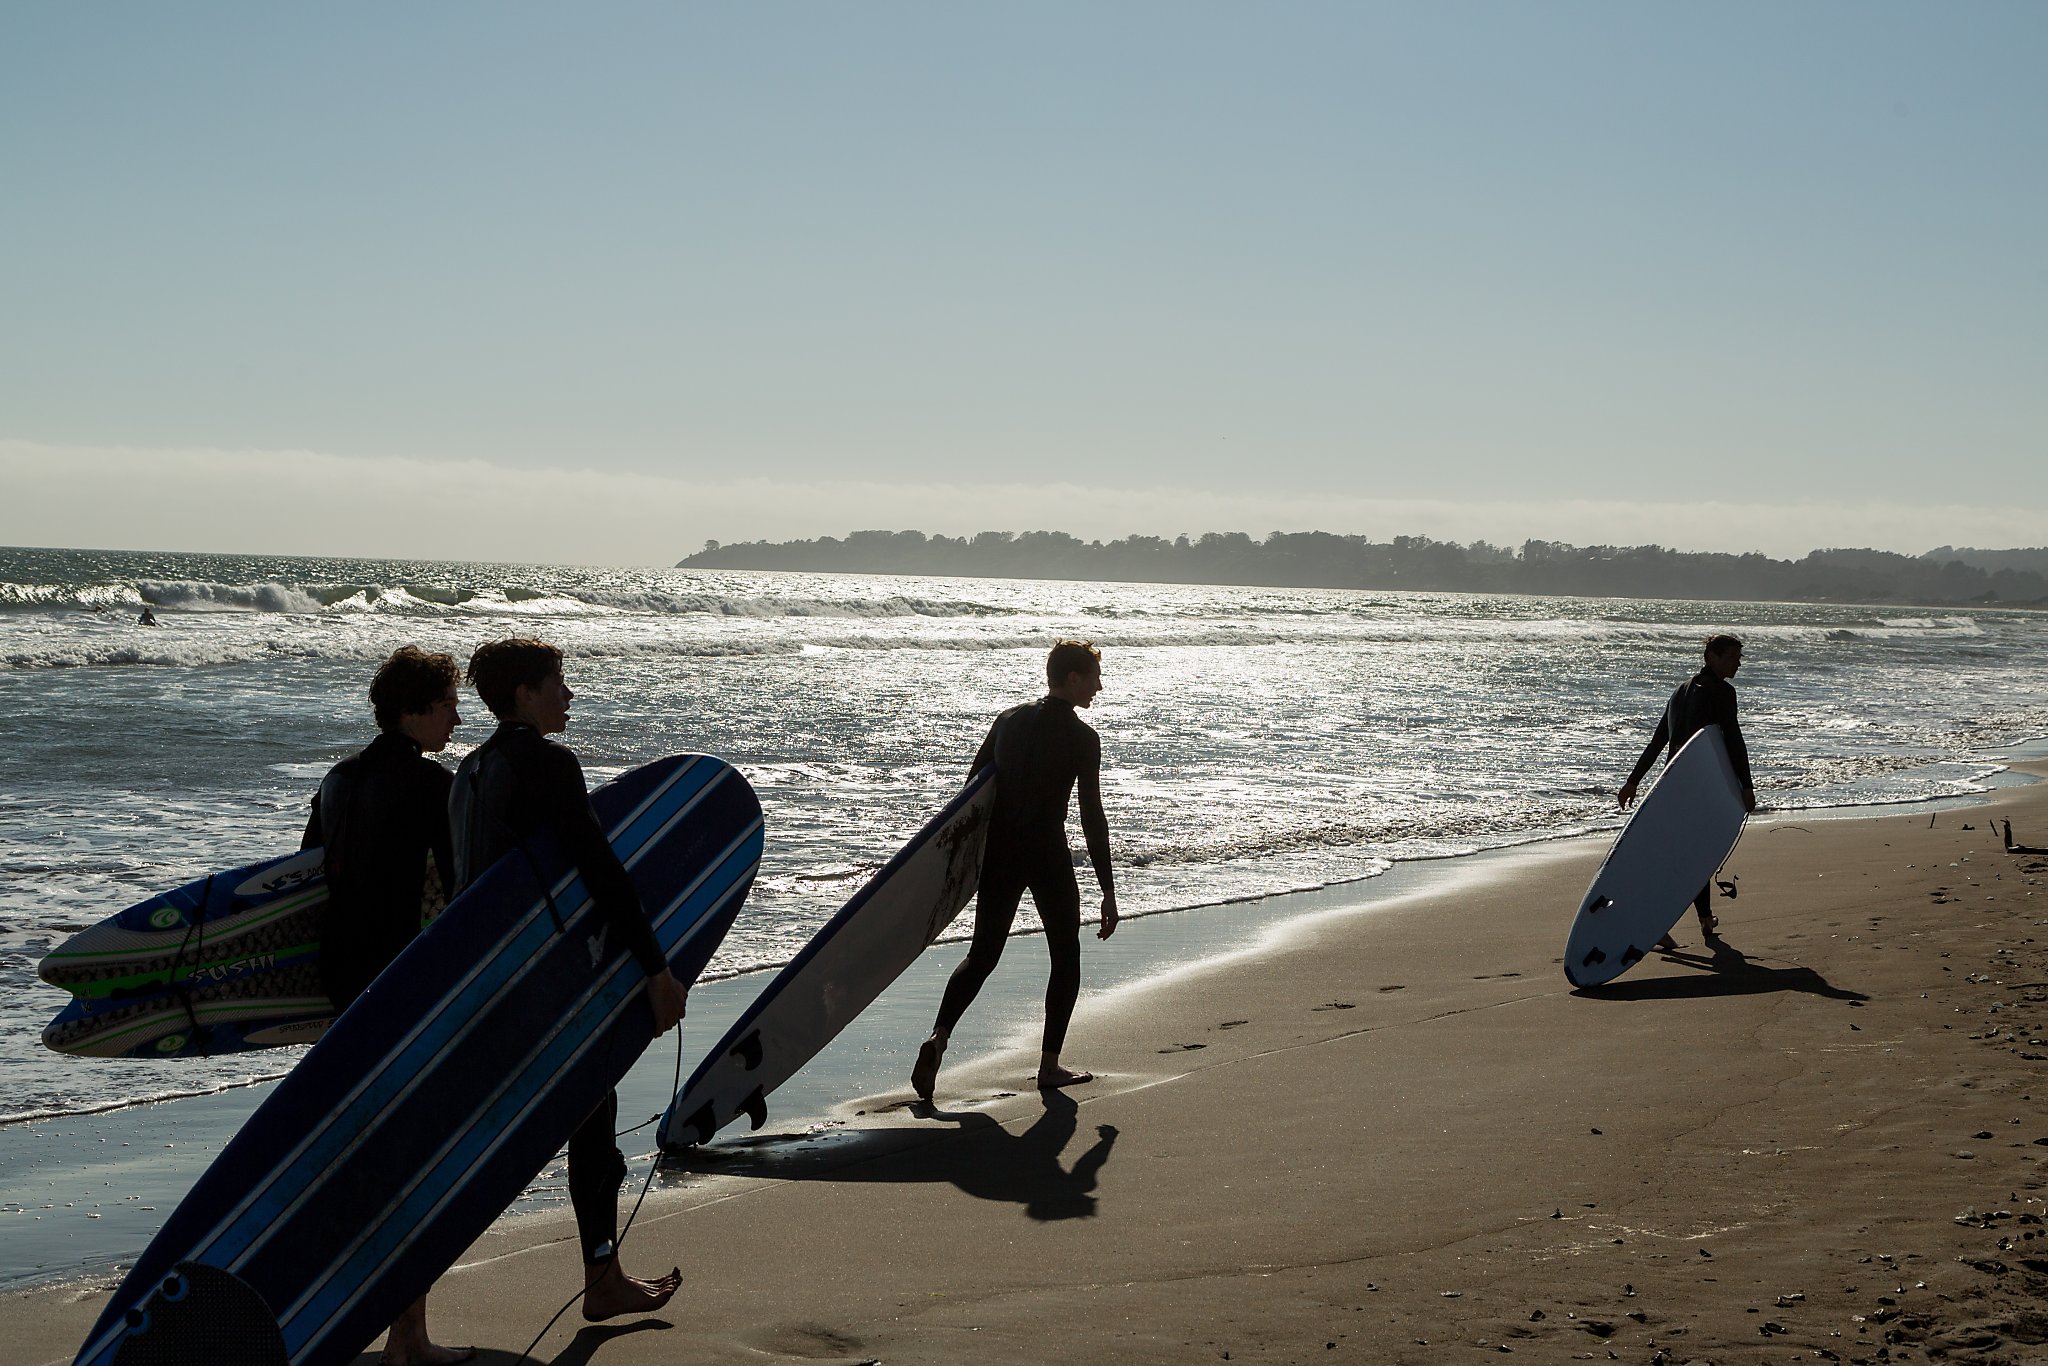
xmin=3 ymin=4 xmax=2041 ymax=566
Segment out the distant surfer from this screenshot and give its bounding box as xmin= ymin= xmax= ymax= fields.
xmin=1617 ymin=634 xmax=1757 ymax=948
xmin=450 ymin=638 xmax=689 ymax=1321
xmin=302 ymin=645 xmax=473 ymax=1365
xmin=912 ymin=639 xmax=1120 ymax=1099
xmin=137 ymin=606 xmax=157 ymax=626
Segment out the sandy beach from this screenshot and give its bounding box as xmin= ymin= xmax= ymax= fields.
xmin=10 ymin=764 xmax=2048 ymax=1365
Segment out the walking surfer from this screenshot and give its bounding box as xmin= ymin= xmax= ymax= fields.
xmin=913 ymin=639 xmax=1119 ymax=1099
xmin=450 ymin=638 xmax=688 ymax=1321
xmin=1618 ymin=633 xmax=1757 ymax=950
xmin=302 ymin=646 xmax=473 ymax=1365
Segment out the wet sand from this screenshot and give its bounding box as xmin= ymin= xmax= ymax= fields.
xmin=10 ymin=764 xmax=2048 ymax=1365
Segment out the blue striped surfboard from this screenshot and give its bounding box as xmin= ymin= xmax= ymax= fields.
xmin=76 ymin=753 xmax=762 ymax=1366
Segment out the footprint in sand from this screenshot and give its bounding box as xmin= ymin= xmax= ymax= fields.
xmin=1158 ymin=1042 xmax=1209 ymax=1053
xmin=1378 ymin=984 xmax=1406 ymax=993
xmin=1218 ymin=1019 xmax=1249 ymax=1029
xmin=1313 ymin=1001 xmax=1355 ymax=1011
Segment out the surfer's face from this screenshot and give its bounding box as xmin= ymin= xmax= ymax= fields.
xmin=514 ymin=670 xmax=574 ymax=735
xmin=1058 ymin=666 xmax=1103 ymax=708
xmin=1706 ymin=645 xmax=1743 ymax=680
xmin=400 ymin=684 xmax=462 ymax=753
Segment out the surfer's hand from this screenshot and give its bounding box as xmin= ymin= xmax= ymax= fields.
xmin=1742 ymin=786 xmax=1757 ymax=814
xmin=647 ymin=970 xmax=688 ymax=1035
xmin=1617 ymin=780 xmax=1638 ymax=809
xmin=1097 ymin=892 xmax=1119 ymax=940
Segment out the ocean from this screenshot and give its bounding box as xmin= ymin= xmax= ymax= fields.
xmin=4 ymin=544 xmax=2046 ymax=1136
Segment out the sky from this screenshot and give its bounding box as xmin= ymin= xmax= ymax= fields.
xmin=2 ymin=3 xmax=2042 ymax=567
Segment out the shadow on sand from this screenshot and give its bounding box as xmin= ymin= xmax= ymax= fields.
xmin=665 ymin=1089 xmax=1117 ymax=1222
xmin=1575 ymin=935 xmax=1868 ymax=1004
xmin=350 ymin=1316 xmax=675 ymax=1365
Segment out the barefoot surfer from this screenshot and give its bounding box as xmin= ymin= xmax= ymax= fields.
xmin=303 ymin=646 xmax=474 ymax=1364
xmin=451 ymin=638 xmax=689 ymax=1322
xmin=913 ymin=640 xmax=1119 ymax=1098
xmin=1618 ymin=634 xmax=1757 ymax=952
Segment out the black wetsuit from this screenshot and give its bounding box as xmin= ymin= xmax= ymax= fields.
xmin=448 ymin=721 xmax=666 ymax=1264
xmin=1625 ymin=666 xmax=1753 ymax=923
xmin=933 ymin=696 xmax=1114 ymax=1054
xmin=301 ymin=732 xmax=453 ymax=1010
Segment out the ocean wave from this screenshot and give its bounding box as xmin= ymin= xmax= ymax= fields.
xmin=9 ymin=574 xmax=1021 ymax=623
xmin=1874 ymin=615 xmax=1983 ymax=631
xmin=550 ymin=588 xmax=1016 ymax=619
xmin=0 ymin=581 xmax=148 ymax=613
xmin=0 ymin=1069 xmax=291 ymax=1127
xmin=0 ymin=631 xmax=808 ymax=671
xmin=139 ymin=579 xmax=329 ymax=614
xmin=1 ymin=639 xmax=318 ymax=671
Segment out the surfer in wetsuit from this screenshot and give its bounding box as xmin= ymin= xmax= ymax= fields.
xmin=1617 ymin=633 xmax=1757 ymax=949
xmin=912 ymin=639 xmax=1119 ymax=1100
xmin=450 ymin=638 xmax=688 ymax=1322
xmin=302 ymin=645 xmax=473 ymax=1365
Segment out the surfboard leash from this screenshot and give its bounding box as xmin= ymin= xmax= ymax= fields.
xmin=162 ymin=874 xmax=216 ymax=1054
xmin=512 ymin=1015 xmax=687 ymax=1363
xmin=1714 ymin=813 xmax=1751 ymax=899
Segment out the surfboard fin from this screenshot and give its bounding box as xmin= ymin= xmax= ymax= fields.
xmin=1580 ymin=946 xmax=1607 ymax=969
xmin=729 ymin=1030 xmax=763 ymax=1071
xmin=677 ymin=1102 xmax=716 ymax=1147
xmin=739 ymin=1086 xmax=767 ymax=1131
xmin=1619 ymin=944 xmax=1646 ymax=968
xmin=1585 ymin=896 xmax=1612 ymax=915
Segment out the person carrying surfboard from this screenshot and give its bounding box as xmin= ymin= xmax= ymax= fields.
xmin=451 ymin=637 xmax=691 ymax=1322
xmin=1617 ymin=634 xmax=1757 ymax=948
xmin=302 ymin=644 xmax=475 ymax=1365
xmin=912 ymin=638 xmax=1120 ymax=1099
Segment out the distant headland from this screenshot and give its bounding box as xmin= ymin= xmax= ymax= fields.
xmin=679 ymin=532 xmax=2048 ymax=608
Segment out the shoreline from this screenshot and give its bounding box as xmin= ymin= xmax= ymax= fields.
xmin=4 ymin=741 xmax=2043 ymax=1295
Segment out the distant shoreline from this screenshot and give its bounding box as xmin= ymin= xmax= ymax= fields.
xmin=681 ymin=530 xmax=2048 ymax=609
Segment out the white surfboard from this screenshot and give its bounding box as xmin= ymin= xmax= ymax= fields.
xmin=1564 ymin=725 xmax=1746 ymax=987
xmin=657 ymin=768 xmax=995 ymax=1149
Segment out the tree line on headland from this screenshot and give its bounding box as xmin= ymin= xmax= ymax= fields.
xmin=678 ymin=532 xmax=2048 ymax=607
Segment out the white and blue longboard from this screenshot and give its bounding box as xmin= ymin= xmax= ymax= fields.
xmin=1565 ymin=725 xmax=1747 ymax=987
xmin=76 ymin=754 xmax=763 ymax=1366
xmin=657 ymin=767 xmax=993 ymax=1149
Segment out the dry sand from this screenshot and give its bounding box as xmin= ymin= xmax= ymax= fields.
xmin=11 ymin=766 xmax=2048 ymax=1366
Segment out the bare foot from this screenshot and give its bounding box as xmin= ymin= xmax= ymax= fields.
xmin=911 ymin=1036 xmax=944 ymax=1100
xmin=581 ymin=1262 xmax=682 ymax=1322
xmin=381 ymin=1296 xmax=473 ymax=1365
xmin=1036 ymin=1066 xmax=1095 ymax=1089
xmin=1699 ymin=912 xmax=1718 ymax=937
